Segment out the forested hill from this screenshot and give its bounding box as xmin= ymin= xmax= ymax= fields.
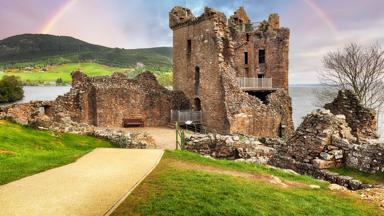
xmin=0 ymin=34 xmax=172 ymax=68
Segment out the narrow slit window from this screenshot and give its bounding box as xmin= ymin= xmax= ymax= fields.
xmin=187 ymin=40 xmax=192 ymax=57
xmin=244 ymin=52 xmax=248 ymax=64
xmin=246 ymin=33 xmax=250 ymax=42
xmin=195 ymin=66 xmax=200 ymax=95
xmin=259 ymin=49 xmax=266 ymax=64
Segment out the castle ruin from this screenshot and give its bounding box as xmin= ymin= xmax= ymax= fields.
xmin=0 ymin=6 xmax=295 ymax=140
xmin=169 ymin=6 xmax=293 ymax=138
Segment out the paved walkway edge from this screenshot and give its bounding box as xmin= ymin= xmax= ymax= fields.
xmin=104 ymin=150 xmax=164 ymax=216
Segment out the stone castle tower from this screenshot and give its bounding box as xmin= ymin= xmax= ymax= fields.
xmin=229 ymin=7 xmax=289 ymax=91
xmin=169 ymin=6 xmax=293 ymax=138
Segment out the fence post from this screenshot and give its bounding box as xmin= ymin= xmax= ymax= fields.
xmin=175 ymin=122 xmax=179 ymax=150
xmin=178 ymin=110 xmax=180 ymax=122
xmin=180 ymin=128 xmax=185 ymax=150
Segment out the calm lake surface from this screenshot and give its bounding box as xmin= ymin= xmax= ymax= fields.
xmin=3 ymin=85 xmax=383 ymax=138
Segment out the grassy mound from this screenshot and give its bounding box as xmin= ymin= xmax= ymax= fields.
xmin=112 ymin=151 xmax=382 ymax=216
xmin=0 ymin=120 xmax=113 ymax=185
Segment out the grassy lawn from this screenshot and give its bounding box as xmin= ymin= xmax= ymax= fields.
xmin=112 ymin=151 xmax=382 ymax=216
xmin=0 ymin=62 xmax=174 ymax=86
xmin=0 ymin=120 xmax=113 ymax=185
xmin=0 ymin=63 xmax=132 ymax=85
xmin=329 ymin=167 xmax=384 ymax=185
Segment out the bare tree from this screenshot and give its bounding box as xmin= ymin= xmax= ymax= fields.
xmin=319 ymin=42 xmax=384 ymax=111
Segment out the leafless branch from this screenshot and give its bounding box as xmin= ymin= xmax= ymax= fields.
xmin=319 ymin=42 xmax=384 ymax=111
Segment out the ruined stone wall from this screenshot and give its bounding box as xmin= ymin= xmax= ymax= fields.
xmin=271 ymin=109 xmax=384 ymax=175
xmin=186 ymin=133 xmax=276 ymax=164
xmin=344 ymin=143 xmax=384 ymax=173
xmin=51 ymin=71 xmax=190 ymax=128
xmin=324 ymin=90 xmax=378 ymax=140
xmin=221 ymin=68 xmax=293 ymax=138
xmin=186 ymin=130 xmax=372 ymax=190
xmin=0 ymin=101 xmax=52 ymax=125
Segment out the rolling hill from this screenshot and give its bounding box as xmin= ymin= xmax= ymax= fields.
xmin=0 ymin=34 xmax=172 ymax=68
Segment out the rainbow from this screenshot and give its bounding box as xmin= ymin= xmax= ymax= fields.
xmin=39 ymin=0 xmax=78 ymax=34
xmin=302 ymin=0 xmax=337 ymax=32
xmin=38 ymin=0 xmax=338 ymax=35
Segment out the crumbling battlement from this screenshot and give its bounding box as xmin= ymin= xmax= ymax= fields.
xmin=325 ymin=90 xmax=378 ymax=140
xmin=51 ymin=71 xmax=190 ymax=128
xmin=169 ymin=7 xmax=226 ymax=30
xmin=170 ymin=6 xmax=293 ymax=138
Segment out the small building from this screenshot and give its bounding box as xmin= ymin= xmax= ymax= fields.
xmin=169 ymin=6 xmax=294 ymax=138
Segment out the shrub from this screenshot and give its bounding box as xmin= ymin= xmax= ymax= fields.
xmin=56 ymin=78 xmax=64 ymax=86
xmin=0 ymin=75 xmax=24 ymax=103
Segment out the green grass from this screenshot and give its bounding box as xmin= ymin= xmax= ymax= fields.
xmin=329 ymin=167 xmax=384 ymax=185
xmin=112 ymin=150 xmax=382 ymax=216
xmin=165 ymin=150 xmax=325 ymax=185
xmin=0 ymin=63 xmax=173 ymax=86
xmin=0 ymin=63 xmax=131 ymax=85
xmin=0 ymin=120 xmax=114 ymax=185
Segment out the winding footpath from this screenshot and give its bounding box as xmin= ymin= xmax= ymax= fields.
xmin=0 ymin=148 xmax=164 ymax=216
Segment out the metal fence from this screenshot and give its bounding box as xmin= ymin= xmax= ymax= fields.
xmin=171 ymin=110 xmax=202 ymax=123
xmin=238 ymin=77 xmax=273 ymax=90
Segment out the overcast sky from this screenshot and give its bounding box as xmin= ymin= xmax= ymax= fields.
xmin=1 ymin=0 xmax=384 ymax=84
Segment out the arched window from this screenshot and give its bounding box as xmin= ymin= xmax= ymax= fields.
xmin=195 ymin=66 xmax=200 ymax=94
xmin=194 ymin=98 xmax=202 ymax=111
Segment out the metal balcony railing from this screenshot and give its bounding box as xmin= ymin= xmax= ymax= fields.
xmin=171 ymin=110 xmax=202 ymax=123
xmin=238 ymin=77 xmax=273 ymax=90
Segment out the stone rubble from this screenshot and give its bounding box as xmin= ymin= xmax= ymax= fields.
xmin=186 ymin=107 xmax=383 ymax=190
xmin=269 ymin=108 xmax=384 ymax=189
xmin=357 ymin=187 xmax=384 ymax=210
xmin=186 ymin=133 xmax=277 ymax=164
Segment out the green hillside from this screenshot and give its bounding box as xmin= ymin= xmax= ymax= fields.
xmin=0 ymin=63 xmax=172 ymax=86
xmin=0 ymin=34 xmax=172 ymax=68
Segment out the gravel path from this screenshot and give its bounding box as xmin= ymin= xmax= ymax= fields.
xmin=0 ymin=148 xmax=164 ymax=216
xmin=120 ymin=127 xmax=178 ymax=150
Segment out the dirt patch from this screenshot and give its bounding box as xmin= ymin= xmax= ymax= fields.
xmin=0 ymin=149 xmax=15 ymax=155
xmin=357 ymin=188 xmax=384 ymax=211
xmin=167 ymin=159 xmax=314 ymax=189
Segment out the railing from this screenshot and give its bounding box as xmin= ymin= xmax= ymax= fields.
xmin=238 ymin=77 xmax=273 ymax=90
xmin=171 ymin=110 xmax=202 ymax=123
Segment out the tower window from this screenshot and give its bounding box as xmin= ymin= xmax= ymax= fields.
xmin=244 ymin=52 xmax=248 ymax=64
xmin=187 ymin=40 xmax=192 ymax=57
xmin=195 ymin=66 xmax=200 ymax=94
xmin=259 ymin=49 xmax=266 ymax=64
xmin=246 ymin=33 xmax=250 ymax=42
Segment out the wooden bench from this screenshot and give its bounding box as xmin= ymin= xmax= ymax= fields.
xmin=123 ymin=114 xmax=144 ymax=127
